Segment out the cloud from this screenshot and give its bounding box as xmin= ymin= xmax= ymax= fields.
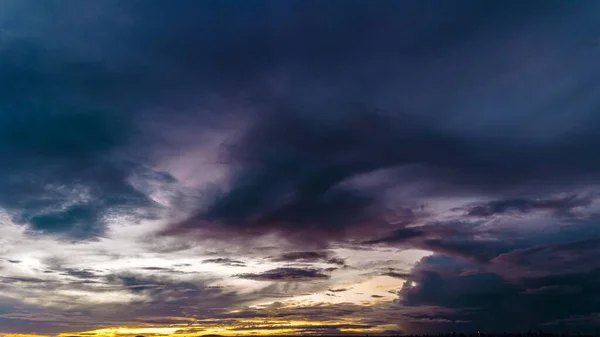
xmin=489 ymin=238 xmax=600 ymax=278
xmin=269 ymin=251 xmax=346 ymax=267
xmin=382 ymin=271 xmax=412 ymax=279
xmin=462 ymin=194 xmax=594 ymax=218
xmin=140 ymin=267 xmax=175 ymax=271
xmin=363 ymin=221 xmax=508 ymax=263
xmin=328 ymin=288 xmax=350 ymax=293
xmin=395 ymin=253 xmax=600 ymax=333
xmin=0 ymin=276 xmax=47 ymax=284
xmin=1 ymin=259 xmax=21 ymax=264
xmin=59 ymin=268 xmax=100 ymax=280
xmin=202 ymin=258 xmax=246 ymax=267
xmin=111 ymin=275 xmax=162 ymax=293
xmin=0 ymin=271 xmax=245 ymax=334
xmin=2 ymin=1 xmax=600 ymax=335
xmin=144 ymin=0 xmax=600 ymax=253
xmin=100 ymin=273 xmax=241 ymax=318
xmin=171 ymin=98 xmax=600 ymax=245
xmin=521 ymin=285 xmax=583 ymax=295
xmin=236 ymin=268 xmax=330 ymax=282
xmin=0 ymin=109 xmax=156 ymax=239
xmin=364 ymin=227 xmax=426 ymax=245
xmin=0 ymin=36 xmax=179 ymax=239
xmin=228 ymin=323 xmax=374 ymax=332
xmin=271 ymin=251 xmax=330 ymax=263
xmin=3 ymin=0 xmax=600 ymax=246
xmin=365 ymin=210 xmax=600 ymax=267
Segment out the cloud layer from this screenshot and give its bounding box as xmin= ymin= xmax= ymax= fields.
xmin=1 ymin=0 xmax=600 ymax=335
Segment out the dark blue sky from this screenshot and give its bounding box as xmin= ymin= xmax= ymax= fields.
xmin=1 ymin=1 xmax=600 ymax=335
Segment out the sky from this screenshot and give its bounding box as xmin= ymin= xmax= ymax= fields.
xmin=1 ymin=0 xmax=600 ymax=336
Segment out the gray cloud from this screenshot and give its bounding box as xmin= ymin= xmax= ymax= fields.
xmin=1 ymin=259 xmax=21 ymax=264
xmin=140 ymin=267 xmax=174 ymax=271
xmin=383 ymin=271 xmax=413 ymax=279
xmin=202 ymin=258 xmax=247 ymax=267
xmin=269 ymin=251 xmax=347 ymax=267
xmin=271 ymin=251 xmax=330 ymax=263
xmin=59 ymin=268 xmax=100 ymax=280
xmin=0 ymin=272 xmax=245 ymax=334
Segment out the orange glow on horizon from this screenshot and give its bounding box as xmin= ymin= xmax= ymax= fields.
xmin=1 ymin=335 xmax=51 ymax=337
xmin=47 ymin=318 xmax=391 ymax=337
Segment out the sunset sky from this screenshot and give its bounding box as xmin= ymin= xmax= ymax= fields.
xmin=1 ymin=1 xmax=600 ymax=336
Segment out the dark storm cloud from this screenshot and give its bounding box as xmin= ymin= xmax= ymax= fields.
xmin=462 ymin=194 xmax=594 ymax=218
xmin=363 ymin=221 xmax=511 ymax=263
xmin=183 ymin=101 xmax=600 ymax=242
xmin=397 ymin=254 xmax=600 ymax=333
xmin=390 ymin=230 xmax=600 ymax=332
xmin=367 ymin=213 xmax=600 ymax=267
xmin=419 ymin=238 xmax=509 ymax=264
xmin=364 ymin=227 xmax=426 ymax=244
xmin=489 ymin=238 xmax=600 ymax=278
xmin=162 ymin=0 xmax=600 ymax=243
xmin=0 ymin=101 xmax=158 ymax=238
xmin=0 ymin=3 xmax=181 ymax=238
xmin=3 ymin=1 xmax=600 ymax=333
xmin=521 ymin=285 xmax=583 ymax=295
xmin=3 ymin=0 xmax=600 ymax=244
xmin=236 ymin=267 xmax=330 ymax=282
